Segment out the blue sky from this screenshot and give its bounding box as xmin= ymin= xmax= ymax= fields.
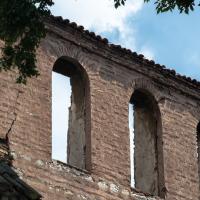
xmin=50 ymin=1 xmax=200 ymax=165
xmin=52 ymin=73 xmax=70 ymax=162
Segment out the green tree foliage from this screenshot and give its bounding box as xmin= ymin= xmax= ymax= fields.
xmin=146 ymin=0 xmax=198 ymax=13
xmin=114 ymin=0 xmax=199 ymax=13
xmin=0 ymin=0 xmax=53 ymax=83
xmin=0 ymin=0 xmax=198 ymax=83
xmin=114 ymin=0 xmax=127 ymax=8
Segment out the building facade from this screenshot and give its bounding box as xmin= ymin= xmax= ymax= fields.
xmin=0 ymin=16 xmax=200 ymax=200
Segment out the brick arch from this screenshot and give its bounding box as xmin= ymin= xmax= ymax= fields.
xmin=44 ymin=37 xmax=93 ymax=77
xmin=52 ymin=56 xmax=91 ymax=171
xmin=190 ymin=104 xmax=200 ymax=123
xmin=53 ymin=56 xmax=89 ymax=79
xmin=129 ymin=78 xmax=165 ymax=198
xmin=131 ymin=78 xmax=163 ymax=102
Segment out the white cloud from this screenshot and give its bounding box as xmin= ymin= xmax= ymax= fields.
xmin=51 ymin=0 xmax=143 ymax=50
xmin=139 ymin=46 xmax=155 ymax=60
xmin=51 ymin=0 xmax=156 ymax=71
xmin=51 ymin=0 xmax=143 ymax=31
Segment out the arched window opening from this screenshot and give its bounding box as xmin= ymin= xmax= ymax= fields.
xmin=52 ymin=57 xmax=90 ymax=170
xmin=197 ymin=122 xmax=200 ymax=187
xmin=129 ymin=89 xmax=164 ymax=197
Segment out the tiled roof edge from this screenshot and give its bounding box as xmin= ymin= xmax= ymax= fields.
xmin=48 ymin=15 xmax=200 ymax=89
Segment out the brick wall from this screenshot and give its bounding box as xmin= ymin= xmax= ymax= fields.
xmin=0 ymin=17 xmax=200 ymax=200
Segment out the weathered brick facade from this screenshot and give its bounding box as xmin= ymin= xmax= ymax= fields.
xmin=0 ymin=16 xmax=200 ymax=200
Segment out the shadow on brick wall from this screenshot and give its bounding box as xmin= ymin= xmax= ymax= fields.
xmin=0 ymin=139 xmax=42 ymax=200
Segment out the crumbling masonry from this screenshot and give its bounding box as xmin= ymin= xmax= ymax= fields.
xmin=0 ymin=16 xmax=200 ymax=200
